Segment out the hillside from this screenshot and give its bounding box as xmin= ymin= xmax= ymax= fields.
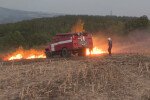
xmin=0 ymin=7 xmax=62 ymax=24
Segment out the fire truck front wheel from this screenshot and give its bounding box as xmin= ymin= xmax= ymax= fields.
xmin=46 ymin=51 xmax=53 ymax=58
xmin=61 ymin=48 xmax=71 ymax=57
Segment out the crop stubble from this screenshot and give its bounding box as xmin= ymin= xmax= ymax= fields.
xmin=0 ymin=54 xmax=150 ymax=100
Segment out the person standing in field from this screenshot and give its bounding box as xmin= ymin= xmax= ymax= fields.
xmin=108 ymin=37 xmax=112 ymax=56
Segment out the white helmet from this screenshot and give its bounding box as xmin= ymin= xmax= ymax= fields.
xmin=108 ymin=37 xmax=111 ymax=41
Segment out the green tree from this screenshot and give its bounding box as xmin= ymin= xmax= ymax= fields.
xmin=125 ymin=15 xmax=149 ymax=33
xmin=3 ymin=31 xmax=25 ymax=48
xmin=28 ymin=33 xmax=50 ymax=48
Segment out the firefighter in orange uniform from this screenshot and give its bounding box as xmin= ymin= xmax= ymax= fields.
xmin=108 ymin=37 xmax=112 ymax=56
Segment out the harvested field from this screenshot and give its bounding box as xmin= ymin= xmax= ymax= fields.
xmin=0 ymin=54 xmax=150 ymax=100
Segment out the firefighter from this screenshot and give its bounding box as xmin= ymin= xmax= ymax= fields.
xmin=108 ymin=37 xmax=112 ymax=56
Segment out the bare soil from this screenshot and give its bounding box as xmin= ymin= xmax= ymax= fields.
xmin=0 ymin=54 xmax=150 ymax=100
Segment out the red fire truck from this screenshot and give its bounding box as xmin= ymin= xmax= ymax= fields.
xmin=45 ymin=32 xmax=93 ymax=58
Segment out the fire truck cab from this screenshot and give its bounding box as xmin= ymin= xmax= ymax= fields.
xmin=45 ymin=32 xmax=93 ymax=58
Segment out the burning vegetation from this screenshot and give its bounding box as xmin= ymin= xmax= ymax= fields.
xmin=4 ymin=47 xmax=46 ymax=61
xmin=86 ymin=47 xmax=106 ymax=55
xmin=3 ymin=18 xmax=150 ymax=61
xmin=4 ymin=46 xmax=106 ymax=61
xmin=3 ymin=19 xmax=106 ymax=61
xmin=71 ymin=19 xmax=106 ymax=56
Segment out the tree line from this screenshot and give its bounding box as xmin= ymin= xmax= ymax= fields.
xmin=0 ymin=15 xmax=149 ymax=53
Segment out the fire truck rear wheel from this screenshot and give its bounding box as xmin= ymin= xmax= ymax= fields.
xmin=61 ymin=48 xmax=71 ymax=57
xmin=78 ymin=49 xmax=86 ymax=56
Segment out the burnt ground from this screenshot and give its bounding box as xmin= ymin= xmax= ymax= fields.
xmin=0 ymin=54 xmax=150 ymax=100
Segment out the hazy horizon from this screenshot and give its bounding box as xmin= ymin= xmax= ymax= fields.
xmin=0 ymin=0 xmax=150 ymax=18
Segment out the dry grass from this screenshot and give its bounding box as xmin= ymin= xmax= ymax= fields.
xmin=0 ymin=54 xmax=150 ymax=100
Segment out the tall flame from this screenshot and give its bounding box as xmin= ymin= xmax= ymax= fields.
xmin=4 ymin=46 xmax=46 ymax=61
xmin=71 ymin=19 xmax=106 ymax=55
xmin=71 ymin=19 xmax=85 ymax=33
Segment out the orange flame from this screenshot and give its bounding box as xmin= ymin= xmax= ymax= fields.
xmin=4 ymin=19 xmax=107 ymax=61
xmin=71 ymin=19 xmax=106 ymax=55
xmin=86 ymin=47 xmax=106 ymax=55
xmin=4 ymin=47 xmax=46 ymax=61
xmin=71 ymin=19 xmax=85 ymax=33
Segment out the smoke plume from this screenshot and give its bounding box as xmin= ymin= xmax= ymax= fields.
xmin=93 ymin=30 xmax=150 ymax=54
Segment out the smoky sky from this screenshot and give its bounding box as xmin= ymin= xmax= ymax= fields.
xmin=0 ymin=0 xmax=150 ymax=18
